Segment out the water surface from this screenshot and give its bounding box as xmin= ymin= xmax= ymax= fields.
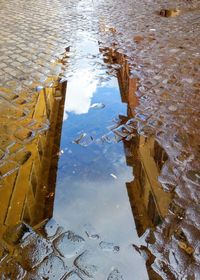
xmin=54 ymin=75 xmax=148 ymax=279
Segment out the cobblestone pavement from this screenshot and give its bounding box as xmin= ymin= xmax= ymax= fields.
xmin=0 ymin=0 xmax=200 ymax=279
xmin=0 ymin=219 xmax=124 ymax=280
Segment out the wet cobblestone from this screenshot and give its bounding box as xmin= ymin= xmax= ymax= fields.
xmin=0 ymin=0 xmax=200 ymax=279
xmin=0 ymin=220 xmax=124 ymax=280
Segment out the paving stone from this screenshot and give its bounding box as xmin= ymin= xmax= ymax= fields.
xmin=16 ymin=233 xmax=53 ymax=270
xmin=35 ymin=253 xmax=67 ymax=280
xmin=74 ymin=250 xmax=99 ymax=278
xmin=3 ymin=222 xmax=32 ymax=245
xmin=0 ymin=258 xmax=26 ymax=280
xmin=63 ymin=271 xmax=83 ymax=280
xmin=44 ymin=218 xmax=62 ymax=238
xmin=54 ymin=231 xmax=85 ymax=258
xmin=23 ymin=273 xmax=43 ymax=280
xmin=0 ymin=242 xmax=9 ymax=264
xmin=0 ymin=0 xmax=200 ymax=279
xmin=14 ymin=128 xmax=33 ymax=142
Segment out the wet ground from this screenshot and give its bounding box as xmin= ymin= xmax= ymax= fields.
xmin=0 ymin=0 xmax=200 ymax=279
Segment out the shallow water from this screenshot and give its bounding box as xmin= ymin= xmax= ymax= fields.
xmin=0 ymin=30 xmax=173 ymax=279
xmin=52 ymin=34 xmax=147 ymax=279
xmin=51 ymin=34 xmax=171 ymax=279
xmin=1 ymin=0 xmax=200 ymax=278
xmin=54 ymin=77 xmax=147 ymax=279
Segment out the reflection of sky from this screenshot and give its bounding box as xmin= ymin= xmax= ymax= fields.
xmin=55 ymin=163 xmax=147 ymax=279
xmin=54 ymin=32 xmax=148 ymax=280
xmin=64 ymin=69 xmax=98 ymax=117
xmin=63 ymin=31 xmax=99 ymax=119
xmin=54 ymin=79 xmax=148 ymax=279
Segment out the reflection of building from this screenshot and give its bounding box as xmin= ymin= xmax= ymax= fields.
xmin=125 ymin=136 xmax=171 ymax=236
xmin=0 ymin=80 xmax=67 ymax=239
xmin=101 ymin=47 xmax=171 ymax=237
xmin=101 ymin=47 xmax=172 ymax=279
xmin=101 ymin=47 xmax=138 ymax=116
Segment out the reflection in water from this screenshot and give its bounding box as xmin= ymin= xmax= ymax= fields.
xmin=54 ymin=35 xmax=149 ymax=279
xmin=101 ymin=47 xmax=171 ymax=236
xmin=64 ymin=69 xmax=98 ymax=116
xmin=0 ymin=36 xmax=172 ymax=279
xmin=0 ymin=77 xmax=68 ymax=278
xmin=0 ymin=80 xmax=67 ymax=234
xmin=101 ymin=49 xmax=172 ymax=280
xmin=125 ymin=136 xmax=171 ymax=236
xmin=54 ymin=42 xmax=172 ymax=279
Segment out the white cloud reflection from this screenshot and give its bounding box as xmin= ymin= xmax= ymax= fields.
xmin=63 ymin=69 xmax=98 ymax=118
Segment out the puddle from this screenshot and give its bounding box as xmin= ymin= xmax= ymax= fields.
xmin=0 ymin=0 xmax=199 ymax=278
xmin=0 ymin=35 xmax=172 ymax=279
xmin=159 ymin=9 xmax=181 ymax=18
xmin=158 ymin=7 xmax=200 ymax=18
xmin=53 ymin=41 xmax=172 ymax=279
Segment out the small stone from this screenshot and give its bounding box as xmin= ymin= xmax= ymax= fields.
xmin=16 ymin=233 xmax=53 ymax=270
xmin=168 ymin=105 xmax=177 ymax=112
xmin=0 ymin=258 xmax=26 ymax=280
xmin=14 ymin=128 xmax=33 ymax=141
xmin=15 ymin=150 xmax=32 ymax=165
xmin=185 ymin=170 xmax=200 ymax=186
xmin=133 ymin=35 xmax=144 ymax=43
xmin=135 ymin=113 xmax=149 ymax=121
xmin=44 ymin=218 xmax=60 ymax=238
xmin=179 ymin=242 xmax=194 ymax=255
xmin=74 ymin=250 xmax=98 ymax=278
xmin=36 ymin=254 xmax=67 ymax=280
